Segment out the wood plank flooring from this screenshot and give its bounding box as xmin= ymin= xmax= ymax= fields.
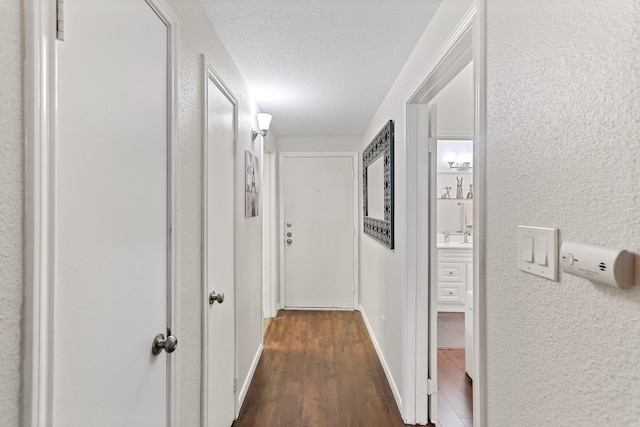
xmin=233 ymin=310 xmax=421 ymax=427
xmin=437 ymin=312 xmax=465 ymax=349
xmin=437 ymin=313 xmax=473 ymax=427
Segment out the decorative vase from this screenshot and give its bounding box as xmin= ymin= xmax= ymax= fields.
xmin=456 ymin=177 xmax=464 ymax=199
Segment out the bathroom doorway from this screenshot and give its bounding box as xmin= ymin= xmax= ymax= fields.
xmin=432 ymin=61 xmax=475 ymax=427
xmin=404 ymin=7 xmax=486 ymax=425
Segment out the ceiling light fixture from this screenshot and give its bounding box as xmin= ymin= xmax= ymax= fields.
xmin=251 ymin=113 xmax=272 ymax=141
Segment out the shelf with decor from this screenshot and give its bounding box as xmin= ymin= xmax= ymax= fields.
xmin=437 ymin=170 xmax=473 ymax=174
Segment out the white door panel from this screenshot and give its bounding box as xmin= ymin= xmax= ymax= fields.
xmin=282 ymin=155 xmax=356 ymax=309
xmin=204 ymin=64 xmax=237 ymax=427
xmin=54 ymin=1 xmax=170 ymax=425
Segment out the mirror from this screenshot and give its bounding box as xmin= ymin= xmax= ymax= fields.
xmin=366 ymin=156 xmax=385 ymax=219
xmin=363 ymin=120 xmax=394 ymax=249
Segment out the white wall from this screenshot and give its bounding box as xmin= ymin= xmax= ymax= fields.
xmin=0 ymin=1 xmax=23 ymax=425
xmin=358 ymin=0 xmax=474 ymax=414
xmin=166 ymin=0 xmax=268 ymax=422
xmin=431 ymin=61 xmax=473 ymax=138
xmin=485 ymin=0 xmax=640 ymax=425
xmin=278 ymin=137 xmax=360 ymax=153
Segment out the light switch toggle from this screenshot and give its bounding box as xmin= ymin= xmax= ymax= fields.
xmin=535 ymin=238 xmax=548 ymax=266
xmin=522 ymin=237 xmax=534 ymax=263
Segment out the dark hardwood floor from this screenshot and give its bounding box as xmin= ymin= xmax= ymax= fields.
xmin=233 ymin=310 xmax=424 ymax=427
xmin=437 ymin=312 xmax=465 ymax=349
xmin=437 ymin=313 xmax=473 ymax=427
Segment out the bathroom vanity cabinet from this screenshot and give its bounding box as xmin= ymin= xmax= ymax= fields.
xmin=437 ymin=246 xmax=472 ymax=312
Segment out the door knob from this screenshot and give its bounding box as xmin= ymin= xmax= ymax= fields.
xmin=286 ymin=232 xmax=292 ymax=237
xmin=152 ymin=333 xmax=178 ymax=355
xmin=286 ymin=222 xmax=292 ymax=227
xmin=209 ymin=291 xmax=225 ymax=305
xmin=286 ymin=239 xmax=292 ymax=244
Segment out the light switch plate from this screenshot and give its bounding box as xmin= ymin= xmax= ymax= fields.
xmin=517 ymin=226 xmax=559 ymax=281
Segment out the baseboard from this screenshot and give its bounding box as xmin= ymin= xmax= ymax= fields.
xmin=358 ymin=305 xmax=403 ymax=413
xmin=282 ymin=306 xmax=354 ymax=311
xmin=236 ymin=343 xmax=263 ymax=415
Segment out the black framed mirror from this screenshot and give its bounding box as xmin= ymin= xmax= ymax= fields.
xmin=363 ymin=120 xmax=394 ymax=249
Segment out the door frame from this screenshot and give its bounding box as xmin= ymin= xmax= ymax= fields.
xmin=200 ymin=56 xmax=239 ymax=425
xmin=278 ymin=152 xmax=359 ymax=310
xmin=262 ymin=141 xmax=278 ymax=318
xmin=23 ymin=1 xmax=181 ymax=426
xmin=404 ymin=4 xmax=487 ymax=425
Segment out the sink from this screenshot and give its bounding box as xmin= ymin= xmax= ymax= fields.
xmin=437 ymin=241 xmax=472 ymax=249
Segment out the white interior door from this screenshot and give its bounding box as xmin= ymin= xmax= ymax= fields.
xmin=428 ymin=104 xmax=439 ymax=423
xmin=281 ymin=154 xmax=357 ymax=309
xmin=53 ymin=1 xmax=174 ymax=425
xmin=203 ymin=61 xmax=237 ymax=427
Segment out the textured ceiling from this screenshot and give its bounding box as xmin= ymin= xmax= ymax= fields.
xmin=198 ymin=0 xmax=442 ymax=137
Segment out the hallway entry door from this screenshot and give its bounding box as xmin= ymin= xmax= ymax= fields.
xmin=280 ymin=153 xmax=358 ymax=309
xmin=52 ymin=1 xmax=177 ymax=426
xmin=202 ymin=59 xmax=237 ymax=427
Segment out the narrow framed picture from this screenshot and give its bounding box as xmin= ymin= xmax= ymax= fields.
xmin=245 ymin=150 xmax=260 ymax=218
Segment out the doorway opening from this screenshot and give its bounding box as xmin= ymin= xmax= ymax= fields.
xmin=405 ymin=5 xmax=486 ymax=426
xmin=433 ymin=61 xmax=474 ymax=427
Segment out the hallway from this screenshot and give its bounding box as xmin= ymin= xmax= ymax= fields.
xmin=233 ymin=310 xmax=421 ymax=427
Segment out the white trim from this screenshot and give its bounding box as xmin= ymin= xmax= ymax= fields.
xmin=278 ymin=152 xmax=359 ymax=310
xmin=402 ymin=102 xmax=421 ymax=425
xmin=237 ymin=343 xmax=264 ymax=413
xmin=201 ymin=55 xmax=239 ymax=426
xmin=24 ymin=2 xmax=57 ymax=425
xmin=405 ymin=4 xmax=483 ymax=426
xmin=145 ymin=2 xmax=181 ymax=425
xmin=24 ymin=1 xmax=180 ymax=425
xmin=262 ymin=147 xmax=278 ymax=319
xmin=405 ymin=6 xmax=476 ymax=104
xmin=473 ymin=2 xmax=488 ymax=426
xmin=359 ymin=306 xmax=403 ymax=411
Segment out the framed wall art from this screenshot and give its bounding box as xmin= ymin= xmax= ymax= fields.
xmin=245 ymin=150 xmax=260 ymax=218
xmin=363 ymin=120 xmax=394 ymax=249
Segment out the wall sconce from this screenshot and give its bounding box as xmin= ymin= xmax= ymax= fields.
xmin=251 ymin=113 xmax=272 ymax=141
xmin=444 ymin=152 xmax=473 ymax=170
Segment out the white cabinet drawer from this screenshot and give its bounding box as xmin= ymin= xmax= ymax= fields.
xmin=438 ymin=248 xmax=472 ymax=263
xmin=438 ymin=283 xmax=464 ymax=303
xmin=438 ymin=263 xmax=464 ymax=281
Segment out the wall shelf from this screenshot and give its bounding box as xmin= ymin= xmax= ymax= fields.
xmin=437 ymin=170 xmax=473 ymax=174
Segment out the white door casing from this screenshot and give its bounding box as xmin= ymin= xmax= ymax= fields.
xmin=427 ymin=104 xmax=439 ymax=423
xmin=279 ymin=153 xmax=358 ymax=310
xmin=24 ymin=1 xmax=180 ymax=426
xmin=262 ymin=145 xmax=278 ymax=319
xmin=202 ymin=58 xmax=238 ymax=427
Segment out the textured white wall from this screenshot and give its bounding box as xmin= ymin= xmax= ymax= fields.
xmin=166 ymin=0 xmax=267 ymax=423
xmin=359 ymin=0 xmax=474 ymax=412
xmin=0 ymin=1 xmax=23 ymax=426
xmin=486 ymin=0 xmax=640 ymax=425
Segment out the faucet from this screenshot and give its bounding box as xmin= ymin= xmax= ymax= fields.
xmin=464 ymin=227 xmax=472 ymax=244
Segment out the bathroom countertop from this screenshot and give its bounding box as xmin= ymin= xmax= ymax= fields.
xmin=437 ymin=242 xmax=473 ymax=249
